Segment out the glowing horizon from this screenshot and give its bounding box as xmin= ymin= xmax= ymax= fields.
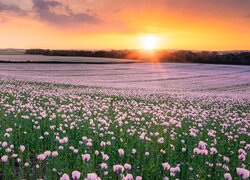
xmin=0 ymin=0 xmax=250 ymax=51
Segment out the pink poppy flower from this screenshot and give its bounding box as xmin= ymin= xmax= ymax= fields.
xmin=44 ymin=151 xmax=51 ymax=157
xmin=60 ymin=173 xmax=70 ymax=180
xmin=87 ymin=173 xmax=100 ymax=180
xmin=118 ymin=149 xmax=124 ymax=157
xmin=37 ymin=154 xmax=45 ymax=161
xmin=224 ymin=173 xmax=232 ymax=180
xmin=136 ymin=176 xmax=142 ymax=180
xmin=102 ymin=154 xmax=109 ymax=161
xmin=132 ymin=149 xmax=136 ymax=155
xmin=124 ymin=163 xmax=132 ymax=170
xmin=113 ymin=165 xmax=124 ymax=174
xmin=82 ymin=154 xmax=91 ymax=162
xmin=86 ymin=142 xmax=93 ymax=147
xmin=162 ymin=162 xmax=171 ymax=171
xmin=198 ymin=141 xmax=207 ymax=150
xmin=52 ymin=151 xmax=58 ymax=157
xmin=236 ymin=168 xmax=249 ymax=179
xmin=72 ymin=171 xmax=81 ymax=180
xmin=200 ymin=149 xmax=208 ymax=155
xmin=124 ymin=174 xmax=134 ymax=180
xmin=210 ymin=147 xmax=218 ymax=155
xmin=158 ymin=137 xmax=164 ymax=144
xmin=2 ymin=142 xmax=8 ymax=147
xmin=238 ymin=154 xmax=246 ymax=161
xmin=1 ymin=155 xmax=8 ymax=162
xmin=170 ymin=166 xmax=180 ymax=173
xmin=100 ymin=141 xmax=106 ymax=147
xmin=100 ymin=163 xmax=108 ymax=169
xmin=19 ymin=145 xmax=25 ymax=152
xmin=193 ymin=148 xmax=200 ymax=155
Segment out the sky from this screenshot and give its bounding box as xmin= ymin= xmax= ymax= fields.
xmin=0 ymin=0 xmax=250 ymax=50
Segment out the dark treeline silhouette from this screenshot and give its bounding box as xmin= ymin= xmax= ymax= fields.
xmin=25 ymin=49 xmax=128 ymax=59
xmin=25 ymin=49 xmax=250 ymax=65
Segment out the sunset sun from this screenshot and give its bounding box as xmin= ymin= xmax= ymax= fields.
xmin=140 ymin=35 xmax=160 ymax=50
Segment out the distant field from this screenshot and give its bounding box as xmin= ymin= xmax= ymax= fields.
xmin=0 ymin=50 xmax=25 ymax=55
xmin=0 ymin=61 xmax=249 ymax=99
xmin=0 ymin=55 xmax=135 ymax=64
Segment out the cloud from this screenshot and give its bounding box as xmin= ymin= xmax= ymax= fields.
xmin=0 ymin=1 xmax=27 ymax=15
xmin=163 ymin=0 xmax=250 ymax=13
xmin=32 ymin=0 xmax=102 ymax=25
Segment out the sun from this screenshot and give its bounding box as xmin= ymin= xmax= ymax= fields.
xmin=140 ymin=35 xmax=160 ymax=50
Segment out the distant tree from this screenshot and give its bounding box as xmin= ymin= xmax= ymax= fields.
xmin=25 ymin=49 xmax=250 ymax=65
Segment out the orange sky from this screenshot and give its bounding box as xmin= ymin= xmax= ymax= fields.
xmin=0 ymin=0 xmax=250 ymax=50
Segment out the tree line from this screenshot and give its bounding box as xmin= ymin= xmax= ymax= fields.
xmin=25 ymin=49 xmax=250 ymax=65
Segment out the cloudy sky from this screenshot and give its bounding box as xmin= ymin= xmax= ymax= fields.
xmin=0 ymin=0 xmax=250 ymax=50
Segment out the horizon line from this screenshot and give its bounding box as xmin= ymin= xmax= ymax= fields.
xmin=1 ymin=48 xmax=250 ymax=52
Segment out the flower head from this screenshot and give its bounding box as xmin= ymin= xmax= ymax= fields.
xmin=224 ymin=173 xmax=232 ymax=180
xmin=87 ymin=173 xmax=100 ymax=180
xmin=60 ymin=173 xmax=70 ymax=180
xmin=19 ymin=145 xmax=25 ymax=152
xmin=236 ymin=168 xmax=249 ymax=179
xmin=37 ymin=154 xmax=45 ymax=161
xmin=113 ymin=165 xmax=124 ymax=174
xmin=82 ymin=154 xmax=91 ymax=162
xmin=72 ymin=171 xmax=81 ymax=180
xmin=1 ymin=155 xmax=8 ymax=162
xmin=124 ymin=174 xmax=134 ymax=180
xmin=118 ymin=149 xmax=124 ymax=157
xmin=124 ymin=163 xmax=132 ymax=170
xmin=162 ymin=162 xmax=171 ymax=171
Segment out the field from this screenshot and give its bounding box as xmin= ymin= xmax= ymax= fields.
xmin=0 ymin=55 xmax=135 ymax=63
xmin=0 ymin=60 xmax=249 ymax=179
xmin=0 ymin=50 xmax=25 ymax=55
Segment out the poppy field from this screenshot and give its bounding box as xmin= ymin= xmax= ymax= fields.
xmin=0 ymin=80 xmax=249 ymax=180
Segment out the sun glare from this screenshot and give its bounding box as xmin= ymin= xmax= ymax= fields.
xmin=140 ymin=35 xmax=160 ymax=50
